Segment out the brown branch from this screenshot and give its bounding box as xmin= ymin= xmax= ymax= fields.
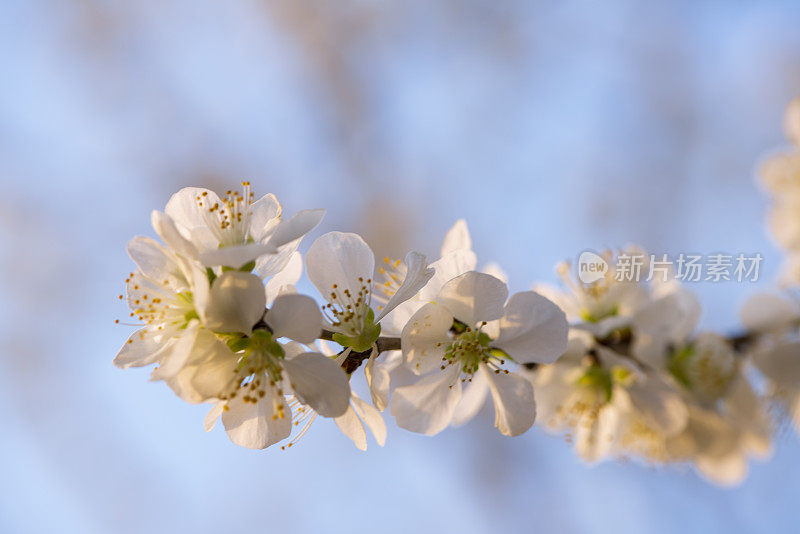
xmin=339 ymin=336 xmax=401 ymax=374
xmin=260 ymin=313 xmax=764 ymax=375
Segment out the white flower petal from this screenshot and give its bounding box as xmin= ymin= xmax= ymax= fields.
xmin=436 ymin=271 xmax=508 ymax=325
xmin=365 ymin=351 xmax=391 ymax=412
xmin=151 ymin=210 xmax=198 ymax=259
xmin=351 ymin=394 xmax=387 ymax=446
xmin=378 ymin=299 xmax=422 ymax=337
xmin=575 ymin=403 xmax=620 ymax=462
xmin=188 ymin=261 xmax=210 ymax=318
xmin=786 ymin=95 xmax=800 ymax=146
xmin=740 ymin=293 xmax=798 ymax=333
xmin=752 ymin=341 xmax=800 ymax=385
xmin=150 ymin=321 xmax=200 ymax=380
xmin=390 ymin=365 xmax=462 ymax=436
xmin=256 ymin=241 xmax=300 ymax=279
xmin=380 ymin=349 xmax=404 ymax=373
xmin=160 ymin=330 xmax=229 ymax=403
xmin=418 ymin=249 xmax=477 ymax=302
xmin=306 ymin=232 xmax=375 ymax=305
xmin=263 ymin=251 xmax=303 ymax=305
xmin=127 ymin=236 xmax=173 ymax=281
xmin=189 ymin=345 xmax=239 ymax=401
xmin=401 ymin=302 xmax=453 ymax=375
xmin=440 ymin=219 xmax=472 ymax=257
xmin=633 ymin=285 xmax=700 ymax=344
xmin=125 ymin=271 xmax=163 ymax=310
xmin=204 ymin=403 xmax=224 ymax=432
xmin=283 ymin=352 xmax=350 ymax=417
xmin=482 ymin=262 xmax=508 ymax=284
xmin=265 ymin=293 xmax=322 ymax=343
xmin=164 ymin=366 xmax=207 ymax=404
xmin=769 ymin=201 xmax=800 ymax=250
xmin=259 ymin=237 xmax=300 ymax=274
xmin=248 ymin=193 xmax=282 ymax=243
xmin=482 ymin=366 xmax=536 ymax=436
xmin=334 ymin=403 xmax=367 ymax=451
xmin=696 ymin=452 xmax=747 ymax=487
xmin=725 ymin=377 xmax=772 ymax=458
xmin=164 ymin=187 xmax=219 ymax=250
xmin=264 ymin=209 xmax=325 ymax=253
xmin=165 ymin=187 xmax=214 ymax=230
xmin=375 ymin=251 xmax=434 ymax=322
xmin=222 ymin=388 xmax=292 ymax=449
xmin=281 ymin=341 xmax=309 ymax=361
xmin=494 ymin=291 xmax=569 ymax=365
xmin=203 ymin=272 xmax=266 ymax=334
xmin=199 ymin=243 xmax=275 ymax=269
xmin=451 ymin=368 xmax=489 ymax=426
xmin=627 ymin=377 xmax=688 ymax=436
xmin=114 ymin=328 xmax=167 ymax=369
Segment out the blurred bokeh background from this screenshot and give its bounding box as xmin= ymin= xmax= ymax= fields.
xmin=2 ymin=1 xmax=800 ymax=532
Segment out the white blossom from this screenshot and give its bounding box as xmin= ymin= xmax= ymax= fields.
xmin=532 ymin=332 xmax=687 ymax=463
xmin=114 ymin=220 xmax=268 ymax=385
xmin=536 ymin=248 xmax=649 ymax=338
xmin=379 ymin=219 xmax=506 ymax=335
xmin=162 ymin=183 xmax=323 ymax=270
xmin=741 ymin=292 xmax=800 ymax=435
xmin=391 ymin=271 xmax=568 ymax=436
xmin=197 ymin=294 xmax=351 ymax=449
xmin=305 ymin=231 xmax=434 ymax=410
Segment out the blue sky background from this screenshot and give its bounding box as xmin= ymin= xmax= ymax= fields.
xmin=1 ymin=1 xmax=800 ymax=533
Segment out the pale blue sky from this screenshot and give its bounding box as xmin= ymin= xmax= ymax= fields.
xmin=1 ymin=1 xmax=800 ymax=532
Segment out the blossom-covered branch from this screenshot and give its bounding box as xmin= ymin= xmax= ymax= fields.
xmin=115 ymin=97 xmax=800 ymax=486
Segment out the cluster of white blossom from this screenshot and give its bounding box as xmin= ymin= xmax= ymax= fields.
xmin=532 ymin=254 xmax=772 ymax=485
xmin=115 ymin=185 xmax=567 ymax=451
xmin=524 ymin=98 xmax=800 ymax=485
xmin=116 ymin=98 xmax=800 ymax=485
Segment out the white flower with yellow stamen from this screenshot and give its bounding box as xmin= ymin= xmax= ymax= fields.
xmin=391 ymin=271 xmax=568 ymax=436
xmin=658 ymin=333 xmax=772 ymax=483
xmin=665 ymin=398 xmax=769 ymax=487
xmin=305 ymin=231 xmax=434 ymax=411
xmin=378 ymin=219 xmax=506 ymax=336
xmin=162 ymin=183 xmax=324 ymax=270
xmin=740 ymin=292 xmax=800 ymax=436
xmin=197 ymin=294 xmax=351 ymax=449
xmin=535 ymin=248 xmax=649 ymax=339
xmin=113 ymin=221 xmax=266 ymax=388
xmin=629 ymin=279 xmax=701 ymax=368
xmin=532 ymin=334 xmax=688 ymax=464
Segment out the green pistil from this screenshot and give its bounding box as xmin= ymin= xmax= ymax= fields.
xmin=206 ymin=267 xmax=217 ymax=284
xmin=237 ymin=330 xmax=286 ymax=384
xmin=580 ymin=305 xmax=619 ymax=324
xmin=578 ymin=364 xmax=613 ymax=403
xmin=333 ymin=307 xmax=381 ymax=353
xmin=667 ymin=345 xmax=694 ymax=389
xmin=445 ymin=327 xmax=493 ymax=375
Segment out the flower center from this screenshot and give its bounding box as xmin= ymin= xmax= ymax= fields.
xmin=557 ymin=254 xmax=625 ymax=322
xmin=194 ymin=182 xmax=255 ymax=247
xmin=219 ymin=331 xmax=287 ymax=418
xmin=322 ymin=278 xmax=373 ymax=337
xmin=120 ymin=271 xmax=198 ymax=348
xmin=441 ymin=324 xmax=507 ymax=380
xmin=669 ymin=339 xmax=737 ymax=402
xmin=686 ymin=346 xmax=737 ymax=401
